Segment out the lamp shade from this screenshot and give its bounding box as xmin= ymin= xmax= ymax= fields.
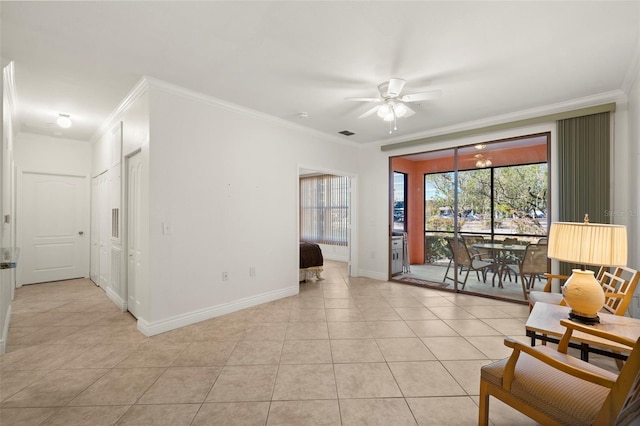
xmin=548 ymin=221 xmax=627 ymax=267
xmin=548 ymin=220 xmax=628 ymax=323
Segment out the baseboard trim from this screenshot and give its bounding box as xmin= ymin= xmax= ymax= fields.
xmin=0 ymin=304 xmax=12 ymax=355
xmin=357 ymin=269 xmax=388 ymax=281
xmin=136 ymin=285 xmax=299 ymax=337
xmin=105 ymin=287 xmax=128 ymax=312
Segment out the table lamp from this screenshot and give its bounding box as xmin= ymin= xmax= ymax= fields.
xmin=547 ymin=214 xmax=627 ymax=323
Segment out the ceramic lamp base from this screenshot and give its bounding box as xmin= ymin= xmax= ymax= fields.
xmin=562 ymin=269 xmax=605 ymax=322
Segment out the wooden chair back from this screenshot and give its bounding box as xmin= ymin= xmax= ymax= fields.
xmin=600 ymin=266 xmax=640 ymax=316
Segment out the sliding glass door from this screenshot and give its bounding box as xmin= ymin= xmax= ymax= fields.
xmin=391 ymin=134 xmax=549 ymax=303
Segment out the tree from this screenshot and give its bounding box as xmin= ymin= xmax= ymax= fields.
xmin=425 ymin=163 xmax=547 ymax=233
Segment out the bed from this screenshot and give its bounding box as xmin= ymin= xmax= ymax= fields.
xmin=299 ymin=241 xmax=324 ymax=282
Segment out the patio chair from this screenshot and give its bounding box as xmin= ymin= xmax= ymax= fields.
xmin=504 ymin=243 xmax=548 ymax=300
xmin=443 ymin=237 xmax=494 ymax=289
xmin=500 ymin=237 xmax=523 ymax=283
xmin=479 ymin=318 xmax=640 ymax=425
xmin=462 ymin=235 xmax=492 ymax=261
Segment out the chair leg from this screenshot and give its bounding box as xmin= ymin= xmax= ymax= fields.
xmin=443 ymin=259 xmax=453 ymax=283
xmin=520 ymin=273 xmax=529 ymax=300
xmin=461 ymin=268 xmax=471 ymax=290
xmin=479 ymin=381 xmax=490 ymax=426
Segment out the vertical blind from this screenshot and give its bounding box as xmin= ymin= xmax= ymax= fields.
xmin=300 ymin=174 xmax=350 ymax=246
xmin=557 ymin=111 xmax=610 ymax=275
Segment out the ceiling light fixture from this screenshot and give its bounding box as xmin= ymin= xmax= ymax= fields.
xmin=474 ymin=154 xmax=492 ymax=168
xmin=377 ymin=100 xmax=410 ymax=133
xmin=475 ymin=144 xmax=487 ymax=150
xmin=56 ymin=113 xmax=72 ymax=128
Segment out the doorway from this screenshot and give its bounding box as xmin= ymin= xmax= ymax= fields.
xmin=298 ymin=168 xmax=357 ymax=278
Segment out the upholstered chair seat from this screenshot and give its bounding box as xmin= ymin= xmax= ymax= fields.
xmin=528 ymin=290 xmax=563 ymax=307
xmin=481 ymin=345 xmax=616 ymax=424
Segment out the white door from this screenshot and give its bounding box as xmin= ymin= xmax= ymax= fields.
xmin=127 ymin=152 xmax=142 ymax=318
xmin=98 ymin=173 xmax=110 ymax=288
xmin=19 ymin=172 xmax=89 ymax=285
xmin=90 ymin=174 xmax=104 ymax=285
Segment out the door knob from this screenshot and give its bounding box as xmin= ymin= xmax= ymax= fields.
xmin=78 ymin=231 xmax=84 ymax=235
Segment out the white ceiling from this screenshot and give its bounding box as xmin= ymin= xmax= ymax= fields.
xmin=2 ymin=1 xmax=639 ymax=145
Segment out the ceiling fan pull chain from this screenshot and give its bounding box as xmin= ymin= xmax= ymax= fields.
xmin=393 ymin=105 xmax=398 ymax=132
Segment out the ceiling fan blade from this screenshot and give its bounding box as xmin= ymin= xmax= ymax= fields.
xmin=401 ymin=90 xmax=443 ymax=102
xmin=402 ymin=104 xmax=416 ymax=117
xmin=387 ymin=78 xmax=406 ymax=97
xmin=344 ymin=97 xmax=381 ymax=102
xmin=358 ymin=105 xmax=380 ymax=119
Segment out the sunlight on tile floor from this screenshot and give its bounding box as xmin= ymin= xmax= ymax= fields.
xmin=1 ymin=261 xmax=619 ymax=425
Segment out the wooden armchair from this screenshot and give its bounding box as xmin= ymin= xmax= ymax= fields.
xmin=529 ymin=266 xmax=640 ymax=317
xmin=479 ymin=319 xmax=640 ymax=425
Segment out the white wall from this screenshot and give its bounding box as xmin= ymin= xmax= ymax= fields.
xmin=15 ymin=133 xmax=92 ymax=176
xmin=139 ymin=80 xmax=360 ymax=331
xmin=317 ymin=244 xmax=349 ymax=262
xmin=1 ymin=62 xmax=18 ymax=354
xmin=625 ymin=56 xmax=640 ymax=317
xmin=626 ymin=65 xmax=640 ymax=275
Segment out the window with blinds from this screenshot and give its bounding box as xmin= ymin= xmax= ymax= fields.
xmin=300 ymin=174 xmax=350 ymax=246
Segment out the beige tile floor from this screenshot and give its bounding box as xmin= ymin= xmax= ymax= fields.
xmin=0 ymin=261 xmax=618 ymax=425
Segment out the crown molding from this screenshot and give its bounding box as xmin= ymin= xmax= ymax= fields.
xmin=143 ymin=76 xmax=358 ymax=148
xmin=2 ymin=61 xmax=20 ymax=136
xmin=90 ymin=77 xmax=150 ymax=144
xmin=622 ymin=32 xmax=640 ymax=95
xmin=377 ymin=90 xmax=627 ymax=151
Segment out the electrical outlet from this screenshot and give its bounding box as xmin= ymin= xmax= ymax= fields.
xmin=250 ymin=267 xmax=256 ymax=277
xmin=222 ymin=272 xmax=229 ymax=281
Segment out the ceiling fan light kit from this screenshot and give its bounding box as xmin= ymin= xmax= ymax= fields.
xmin=56 ymin=113 xmax=72 ymax=128
xmin=474 ymin=153 xmax=492 ymax=168
xmin=345 ymin=78 xmax=441 ymax=133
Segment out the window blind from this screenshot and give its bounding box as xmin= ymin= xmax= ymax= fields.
xmin=300 ymin=174 xmax=349 ymax=246
xmin=557 ymin=111 xmax=610 ymax=275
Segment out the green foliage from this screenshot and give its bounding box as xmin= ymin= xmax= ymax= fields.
xmin=425 ymin=235 xmax=451 ymax=263
xmin=425 ymin=163 xmax=548 ymax=236
xmin=512 ymin=218 xmax=546 ymax=235
xmin=425 ymin=216 xmax=466 ymax=232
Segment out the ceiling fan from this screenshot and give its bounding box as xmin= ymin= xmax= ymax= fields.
xmin=345 ymin=78 xmax=442 ymax=133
